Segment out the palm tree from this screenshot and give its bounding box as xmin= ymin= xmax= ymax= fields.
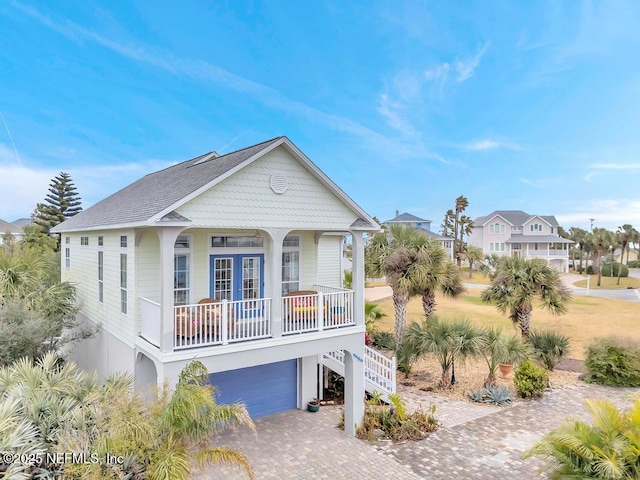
xmin=616 ymin=224 xmax=639 ymax=284
xmin=365 ymin=225 xmax=434 ymax=346
xmin=481 ymin=256 xmax=572 ymax=338
xmin=568 ymin=227 xmax=588 ymax=273
xmin=526 ymin=396 xmax=640 ymax=479
xmin=364 ymin=300 xmax=385 ymax=333
xmin=591 ymin=228 xmax=614 ymax=287
xmin=410 ymin=237 xmax=465 ymax=320
xmin=480 ymin=327 xmax=529 ymax=387
xmin=405 ymin=316 xmax=484 ymax=388
xmin=452 ymin=196 xmax=470 ymax=265
xmin=461 ymin=244 xmax=483 ymax=279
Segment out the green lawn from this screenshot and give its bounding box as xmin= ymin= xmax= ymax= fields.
xmin=573 ymin=275 xmax=640 ymax=289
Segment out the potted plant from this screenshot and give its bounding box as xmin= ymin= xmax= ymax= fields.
xmin=481 ymin=327 xmax=530 ymax=386
xmin=307 ymin=399 xmax=320 ymax=413
xmin=499 ymin=335 xmax=530 ymax=379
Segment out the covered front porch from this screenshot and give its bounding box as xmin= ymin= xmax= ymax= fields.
xmin=133 ymin=225 xmax=368 ymax=355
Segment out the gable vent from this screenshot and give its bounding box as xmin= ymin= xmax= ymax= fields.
xmin=269 ymin=172 xmax=288 ymax=194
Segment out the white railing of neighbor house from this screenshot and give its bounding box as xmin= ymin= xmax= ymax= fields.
xmin=174 ymin=298 xmax=271 ymax=350
xmin=323 ymin=346 xmax=396 ymax=397
xmin=282 ymin=287 xmax=355 ymax=335
xmin=140 ymin=297 xmax=161 ymax=347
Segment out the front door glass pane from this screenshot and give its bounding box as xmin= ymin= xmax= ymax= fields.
xmin=214 ymin=257 xmax=233 ymax=300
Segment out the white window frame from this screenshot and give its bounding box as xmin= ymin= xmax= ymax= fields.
xmin=80 ymin=236 xmax=89 ymax=246
xmin=120 ymin=236 xmax=128 ymax=315
xmin=282 ymin=234 xmax=301 ymax=295
xmin=174 ymin=234 xmax=192 ymax=306
xmin=97 ymin=249 xmax=104 ymax=304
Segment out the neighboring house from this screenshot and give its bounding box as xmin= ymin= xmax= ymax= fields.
xmin=614 ymin=245 xmax=639 ymax=264
xmin=383 ymin=211 xmax=454 ymax=257
xmin=468 ymin=210 xmax=573 ymax=272
xmin=51 ymin=136 xmax=383 ymax=436
xmin=0 ymin=218 xmax=25 ymax=243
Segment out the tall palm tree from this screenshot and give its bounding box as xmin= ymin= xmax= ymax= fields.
xmin=452 ymin=196 xmax=470 ymax=265
xmin=365 ymin=225 xmax=434 ymax=346
xmin=409 ymin=235 xmax=465 ymax=320
xmin=481 ymin=256 xmax=572 ymax=338
xmin=568 ymin=227 xmax=588 ymax=273
xmin=591 ymin=228 xmax=614 ymax=287
xmin=461 ymin=244 xmax=483 ymax=279
xmin=616 ymin=224 xmax=639 ymax=284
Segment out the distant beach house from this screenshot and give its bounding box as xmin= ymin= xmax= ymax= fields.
xmin=383 ymin=211 xmax=454 ymax=258
xmin=50 ymin=136 xmax=397 ymax=436
xmin=0 ymin=218 xmax=29 ymax=243
xmin=467 ymin=210 xmax=573 ymax=272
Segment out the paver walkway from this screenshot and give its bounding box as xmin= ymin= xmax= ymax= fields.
xmin=195 ymin=384 xmax=638 ymax=479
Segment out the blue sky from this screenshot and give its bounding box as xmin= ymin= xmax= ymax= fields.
xmin=1 ymin=1 xmax=640 ymax=231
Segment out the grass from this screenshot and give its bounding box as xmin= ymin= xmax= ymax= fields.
xmin=459 ymin=270 xmax=492 ymax=285
xmin=573 ymin=275 xmax=640 ymax=289
xmin=365 ymin=280 xmax=389 ymax=288
xmin=373 ymin=290 xmax=640 ymax=360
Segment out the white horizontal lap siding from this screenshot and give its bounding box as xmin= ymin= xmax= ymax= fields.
xmin=176 ymin=147 xmax=358 ymax=230
xmin=300 ymin=232 xmax=318 ymax=290
xmin=66 ymin=231 xmax=136 ymax=346
xmin=317 ymin=235 xmax=342 ymax=287
xmin=135 ymin=230 xmax=160 ymax=303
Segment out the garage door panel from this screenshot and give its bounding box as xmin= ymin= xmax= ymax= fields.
xmin=210 ymin=360 xmax=297 ymax=418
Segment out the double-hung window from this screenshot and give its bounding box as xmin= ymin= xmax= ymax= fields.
xmin=174 ymin=235 xmax=191 ymax=305
xmin=98 ymin=237 xmax=104 ymax=304
xmin=120 ymin=235 xmax=128 ymax=314
xmin=282 ymin=235 xmax=300 ymax=295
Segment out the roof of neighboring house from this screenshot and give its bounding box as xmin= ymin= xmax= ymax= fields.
xmin=0 ymin=219 xmax=22 ymax=234
xmin=51 ymin=136 xmax=379 ymax=233
xmin=422 ymin=230 xmax=450 ymax=241
xmin=11 ymin=218 xmax=32 ymax=228
xmin=474 ymin=210 xmax=560 ymax=227
xmin=505 ymin=235 xmax=573 ymax=244
xmin=384 ymin=212 xmax=431 ymax=223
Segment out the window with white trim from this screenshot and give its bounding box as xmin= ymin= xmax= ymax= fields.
xmin=174 ymin=235 xmax=191 ymax=305
xmin=120 ymin=235 xmax=128 ymax=248
xmin=97 ymin=250 xmax=104 ymax=303
xmin=65 ymin=246 xmax=70 ymax=268
xmin=530 ymin=224 xmax=543 ymax=232
xmin=120 ymin=254 xmax=127 ymax=314
xmin=282 ymin=235 xmax=300 ymax=295
xmin=98 ymin=235 xmax=104 ymax=247
xmin=80 ymin=236 xmax=89 ymax=246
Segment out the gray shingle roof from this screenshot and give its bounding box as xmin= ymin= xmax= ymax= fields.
xmin=385 ymin=212 xmax=431 ymax=223
xmin=505 ymin=235 xmax=573 ymax=243
xmin=52 ymin=137 xmax=283 ymax=232
xmin=474 ymin=210 xmax=560 ymax=227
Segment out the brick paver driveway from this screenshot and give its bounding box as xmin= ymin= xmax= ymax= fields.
xmin=195 ymin=384 xmax=638 ymax=479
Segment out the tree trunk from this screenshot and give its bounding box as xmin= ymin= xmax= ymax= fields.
xmin=393 ymin=291 xmax=408 ymax=348
xmin=421 ymin=290 xmax=436 ymax=319
xmin=617 ymin=241 xmax=626 ymax=285
xmin=578 ymin=245 xmax=584 ymax=273
xmin=468 ymin=260 xmax=473 ymax=279
xmin=440 ymin=368 xmax=451 ymax=388
xmin=516 ymin=308 xmax=533 ymax=338
xmin=596 ymin=252 xmax=602 ymax=287
xmin=484 ymin=372 xmax=497 ymax=388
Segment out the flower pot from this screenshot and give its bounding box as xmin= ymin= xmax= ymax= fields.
xmin=499 ymin=363 xmax=513 ymax=379
xmin=307 ymin=401 xmax=320 ymax=413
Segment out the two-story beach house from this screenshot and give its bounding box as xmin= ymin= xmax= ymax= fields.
xmin=51 ymin=137 xmax=387 ymax=435
xmin=383 ymin=211 xmax=454 ymax=257
xmin=467 ymin=210 xmax=573 ymax=272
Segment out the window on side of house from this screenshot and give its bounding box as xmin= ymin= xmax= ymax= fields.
xmin=98 ymin=250 xmax=104 ymax=303
xmin=120 ymin=253 xmax=127 ymax=314
xmin=98 ymin=235 xmax=104 ymax=247
xmin=65 ymin=247 xmax=70 ymax=268
xmin=80 ymin=236 xmax=89 ymax=246
xmin=174 ymin=235 xmax=191 ymax=305
xmin=120 ymin=235 xmax=128 ymax=248
xmin=282 ymin=234 xmax=300 ymax=294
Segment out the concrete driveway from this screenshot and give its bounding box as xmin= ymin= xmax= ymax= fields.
xmin=196 ymin=384 xmax=638 ymax=479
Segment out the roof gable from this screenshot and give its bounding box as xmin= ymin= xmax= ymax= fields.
xmin=384 ymin=212 xmax=431 ymax=223
xmin=52 ymin=137 xmax=379 ymax=232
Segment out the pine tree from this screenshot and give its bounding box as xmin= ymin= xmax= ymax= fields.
xmin=34 ymin=172 xmax=82 ymax=233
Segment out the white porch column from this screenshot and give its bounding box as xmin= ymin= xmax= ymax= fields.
xmin=267 ymin=229 xmax=289 ymax=338
xmin=350 ymin=231 xmax=365 ymax=327
xmin=156 ymin=227 xmax=184 ymax=354
xmin=343 ymin=348 xmax=365 ymax=437
xmin=299 ymin=355 xmax=319 ymax=408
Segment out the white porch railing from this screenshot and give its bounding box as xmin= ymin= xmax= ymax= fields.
xmin=140 ymin=297 xmax=161 ymax=347
xmin=323 ymin=346 xmax=396 ymax=397
xmin=282 ymin=287 xmax=355 ymax=335
xmin=174 ymin=298 xmax=271 ymax=350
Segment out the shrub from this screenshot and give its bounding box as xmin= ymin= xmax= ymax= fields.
xmin=396 ymin=339 xmax=420 ymax=378
xmin=469 ymin=385 xmax=512 ymax=406
xmin=627 ymin=260 xmax=640 ymax=268
xmin=584 ymin=337 xmax=640 ymax=387
xmin=586 ymin=265 xmax=594 ymax=274
xmin=514 ymin=359 xmax=548 ymax=398
xmin=370 ymin=331 xmax=395 ymax=350
xmin=528 ymin=330 xmax=570 ymax=371
xmin=354 ymin=393 xmax=438 ymax=441
xmin=600 ymin=262 xmax=629 ymax=277
xmin=526 ymin=396 xmax=640 ymax=479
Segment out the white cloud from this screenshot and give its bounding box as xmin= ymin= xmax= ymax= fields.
xmin=377 ymin=94 xmax=416 ymax=136
xmin=556 ymin=199 xmax=640 ymax=230
xmin=455 ymin=43 xmax=489 ymax=83
xmin=590 ymin=163 xmax=640 ymax=170
xmin=519 ymin=177 xmax=553 ymax=189
xmin=423 ymin=63 xmax=451 ymax=98
xmin=463 ymin=139 xmax=520 ymax=151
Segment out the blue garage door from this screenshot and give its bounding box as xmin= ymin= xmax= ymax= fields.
xmin=210 ymin=360 xmax=298 ymax=418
